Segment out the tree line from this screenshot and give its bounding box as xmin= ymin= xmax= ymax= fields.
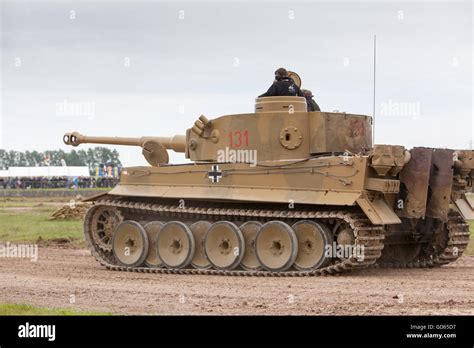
xmin=0 ymin=148 xmax=121 ymax=175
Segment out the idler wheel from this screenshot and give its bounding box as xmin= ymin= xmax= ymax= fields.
xmin=112 ymin=220 xmax=149 ymax=267
xmin=204 ymin=221 xmax=245 ymax=270
xmin=255 ymin=221 xmax=298 ymax=272
xmin=157 ymin=221 xmax=195 ymax=269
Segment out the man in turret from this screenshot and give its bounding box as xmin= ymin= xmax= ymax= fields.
xmin=259 ymin=68 xmax=304 ymax=97
xmin=302 ymin=89 xmax=321 ymax=112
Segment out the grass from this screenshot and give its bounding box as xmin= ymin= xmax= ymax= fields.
xmin=467 ymin=221 xmax=474 ymax=255
xmin=0 ymin=196 xmax=86 ymax=208
xmin=0 ymin=303 xmax=110 ymax=316
xmin=0 ymin=207 xmax=85 ymax=247
xmin=0 ymin=201 xmax=64 ymax=208
xmin=466 ymin=192 xmax=474 ymax=204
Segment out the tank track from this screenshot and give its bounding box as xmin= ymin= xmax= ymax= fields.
xmin=85 ymin=198 xmax=385 ymax=276
xmin=377 ymin=210 xmax=470 ymax=269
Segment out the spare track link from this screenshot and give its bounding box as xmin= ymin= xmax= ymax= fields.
xmin=377 ymin=210 xmax=470 ymax=269
xmin=85 ymin=199 xmax=385 ymax=277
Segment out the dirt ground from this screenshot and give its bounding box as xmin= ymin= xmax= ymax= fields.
xmin=0 ymin=246 xmax=473 ymax=315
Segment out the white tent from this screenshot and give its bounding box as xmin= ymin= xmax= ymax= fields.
xmin=3 ymin=166 xmax=90 ymax=177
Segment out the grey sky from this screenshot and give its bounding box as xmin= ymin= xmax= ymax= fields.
xmin=1 ymin=0 xmax=472 ymax=166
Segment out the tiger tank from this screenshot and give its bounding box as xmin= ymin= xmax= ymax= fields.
xmin=62 ymin=83 xmax=473 ymax=276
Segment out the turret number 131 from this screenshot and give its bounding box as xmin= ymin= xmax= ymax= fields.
xmin=228 ymin=129 xmax=249 ymax=148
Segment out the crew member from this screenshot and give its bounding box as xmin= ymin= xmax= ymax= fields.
xmin=302 ymin=89 xmax=321 ymax=112
xmin=259 ymin=68 xmax=303 ymax=97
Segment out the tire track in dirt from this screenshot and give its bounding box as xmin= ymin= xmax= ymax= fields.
xmin=0 ymin=247 xmax=473 ymax=315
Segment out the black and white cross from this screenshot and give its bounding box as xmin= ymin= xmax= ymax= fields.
xmin=208 ymin=165 xmax=222 ymax=183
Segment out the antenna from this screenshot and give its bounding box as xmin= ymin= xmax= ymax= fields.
xmin=372 ymin=35 xmax=377 ymax=145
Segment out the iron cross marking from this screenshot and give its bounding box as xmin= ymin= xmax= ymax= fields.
xmin=208 ymin=165 xmax=222 ymax=183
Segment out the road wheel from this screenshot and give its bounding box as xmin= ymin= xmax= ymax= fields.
xmin=293 ymin=220 xmax=332 ymax=271
xmin=240 ymin=221 xmax=262 ymax=271
xmin=204 ymin=221 xmax=245 ymax=270
xmin=190 ymin=221 xmax=212 ymax=269
xmin=112 ymin=220 xmax=149 ymax=267
xmin=143 ymin=221 xmax=164 ymax=268
xmin=255 ymin=221 xmax=298 ymax=272
xmin=157 ymin=221 xmax=195 ymax=269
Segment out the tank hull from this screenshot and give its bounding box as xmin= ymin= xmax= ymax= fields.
xmin=111 ymin=157 xmax=368 ymax=206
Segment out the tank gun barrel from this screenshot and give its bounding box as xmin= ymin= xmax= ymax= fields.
xmin=63 ymin=131 xmax=186 ymax=166
xmin=63 ymin=132 xmax=186 ymax=153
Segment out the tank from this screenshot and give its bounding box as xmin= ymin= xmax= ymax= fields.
xmin=63 ymin=93 xmax=473 ymax=276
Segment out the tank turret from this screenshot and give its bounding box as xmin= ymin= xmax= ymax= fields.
xmin=65 ymin=97 xmax=373 ymax=165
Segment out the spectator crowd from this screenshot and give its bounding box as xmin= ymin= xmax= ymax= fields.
xmin=0 ymin=176 xmax=119 ymax=189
